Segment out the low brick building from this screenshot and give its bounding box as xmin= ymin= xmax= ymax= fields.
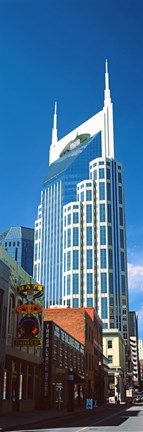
xmin=44 ymin=307 xmax=104 ymax=405
xmin=43 ymin=320 xmax=85 ymax=410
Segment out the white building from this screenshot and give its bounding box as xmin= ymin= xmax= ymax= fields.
xmin=62 ymin=63 xmax=129 ymax=344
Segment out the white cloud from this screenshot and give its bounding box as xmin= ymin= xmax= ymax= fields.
xmin=128 ymin=263 xmax=143 ymax=291
xmin=128 ymin=263 xmax=143 ymax=338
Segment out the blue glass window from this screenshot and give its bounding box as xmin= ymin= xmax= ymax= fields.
xmin=80 ymin=191 xmax=84 ymax=202
xmin=34 ymin=244 xmax=38 ymax=261
xmin=73 ymin=273 xmax=79 ymax=294
xmin=93 ymin=170 xmax=97 ymax=180
xmin=33 ymin=264 xmax=37 ymax=280
xmin=73 ymin=298 xmax=79 ymax=308
xmin=100 ymin=249 xmax=106 ymax=268
xmin=108 ymin=204 xmax=112 ymax=222
xmin=73 ymin=227 xmax=79 ymax=246
xmin=121 ymin=275 xmax=126 ymax=295
xmin=108 ymin=226 xmax=112 ymax=246
xmin=87 ymin=298 xmax=93 ymax=306
xmin=86 ymin=227 xmax=92 ymax=245
xmin=110 ymin=297 xmax=114 ymax=305
xmin=67 ymin=228 xmax=71 ymax=248
xmin=107 ymin=183 xmax=111 ymax=201
xmin=120 ymin=229 xmax=124 ymax=248
xmin=64 ymin=253 xmax=66 ymax=272
xmin=100 ymin=226 xmax=106 ymax=245
xmin=67 ymin=251 xmax=71 ymax=270
xmin=102 ymin=323 xmax=108 ymax=329
xmin=64 ymin=216 xmax=66 ymax=227
xmin=64 ymin=231 xmax=66 ymax=249
xmin=67 ymin=274 xmax=71 ymax=295
xmin=35 ymin=230 xmax=38 ymax=241
xmin=99 ymin=182 xmax=105 ymax=200
xmin=109 ymin=272 xmax=113 ymax=293
xmin=99 ymin=161 xmax=104 ymax=165
xmin=109 ymin=249 xmax=113 ymax=269
xmin=86 ymin=204 xmax=92 ymax=222
xmin=121 ymin=252 xmax=125 ymax=271
xmin=86 ymin=189 xmax=92 ymax=201
xmin=101 ymin=297 xmax=108 ymax=319
xmin=73 ymin=250 xmax=79 ymax=269
xmin=119 ymin=207 xmax=123 ymax=226
xmin=101 ymin=272 xmax=107 ymax=293
xmin=119 ymin=186 xmax=122 ymax=204
xmin=87 ymin=250 xmax=92 ymax=269
xmin=73 ymin=212 xmax=79 ymax=224
xmin=99 ymin=168 xmax=104 ymax=179
xmin=73 ymin=205 xmax=79 ymax=209
xmin=64 ymin=276 xmax=66 ymax=296
xmin=67 ymin=214 xmax=71 ymax=225
xmin=107 ymin=169 xmax=110 ymax=180
xmin=87 ymin=273 xmax=93 ymax=293
xmin=100 ymin=204 xmax=106 ymax=222
xmin=118 ymin=172 xmax=122 ymax=183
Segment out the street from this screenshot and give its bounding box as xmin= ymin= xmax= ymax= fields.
xmin=2 ymin=402 xmax=143 ymax=432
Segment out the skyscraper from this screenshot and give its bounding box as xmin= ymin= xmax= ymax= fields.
xmin=138 ymin=338 xmax=143 ymax=360
xmin=129 ymin=311 xmax=139 ymax=386
xmin=34 ymin=61 xmax=129 ymax=343
xmin=0 ymin=226 xmax=34 ymax=276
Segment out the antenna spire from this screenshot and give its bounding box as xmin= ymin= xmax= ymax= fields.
xmin=52 ymin=101 xmax=58 ymax=146
xmin=104 ymin=59 xmax=111 ymax=105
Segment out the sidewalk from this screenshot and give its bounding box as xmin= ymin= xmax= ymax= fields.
xmin=0 ymin=406 xmax=86 ymax=431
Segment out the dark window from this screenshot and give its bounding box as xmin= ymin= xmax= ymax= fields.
xmin=0 ymin=289 xmax=4 ymax=335
xmin=2 ymin=306 xmax=7 ymax=338
xmin=108 ymin=340 xmax=112 ymax=349
xmin=108 ymin=355 xmax=113 ymax=364
xmin=15 ymin=248 xmax=18 ymax=261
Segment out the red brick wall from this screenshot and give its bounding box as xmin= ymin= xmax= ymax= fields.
xmin=44 ymin=308 xmax=87 ymax=344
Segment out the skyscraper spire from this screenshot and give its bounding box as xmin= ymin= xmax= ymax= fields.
xmin=103 ymin=59 xmax=114 ymax=159
xmin=104 ymin=59 xmax=111 ymax=106
xmin=52 ymin=101 xmax=58 ymax=146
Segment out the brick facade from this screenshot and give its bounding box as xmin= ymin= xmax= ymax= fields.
xmin=44 ymin=307 xmax=104 ymax=403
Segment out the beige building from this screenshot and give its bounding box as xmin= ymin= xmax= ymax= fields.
xmin=103 ymin=329 xmax=126 ymax=402
xmin=0 ymin=245 xmax=43 ymax=414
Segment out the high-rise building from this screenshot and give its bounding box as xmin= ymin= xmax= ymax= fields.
xmin=129 ymin=311 xmax=139 ymax=386
xmin=138 ymin=338 xmax=143 ymax=360
xmin=0 ymin=226 xmax=34 ymax=276
xmin=33 ymin=61 xmax=129 ymax=343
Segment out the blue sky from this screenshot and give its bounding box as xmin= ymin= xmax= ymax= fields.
xmin=0 ymin=0 xmax=143 ymax=337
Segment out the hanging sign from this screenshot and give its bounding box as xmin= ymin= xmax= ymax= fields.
xmin=14 ymin=283 xmax=44 ymax=346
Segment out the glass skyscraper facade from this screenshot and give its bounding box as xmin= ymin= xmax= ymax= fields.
xmin=34 ymin=133 xmax=101 ymax=307
xmin=34 ymin=61 xmax=129 ymax=343
xmin=0 ymin=226 xmax=34 ymax=276
xmin=63 ymin=156 xmax=128 ymax=341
